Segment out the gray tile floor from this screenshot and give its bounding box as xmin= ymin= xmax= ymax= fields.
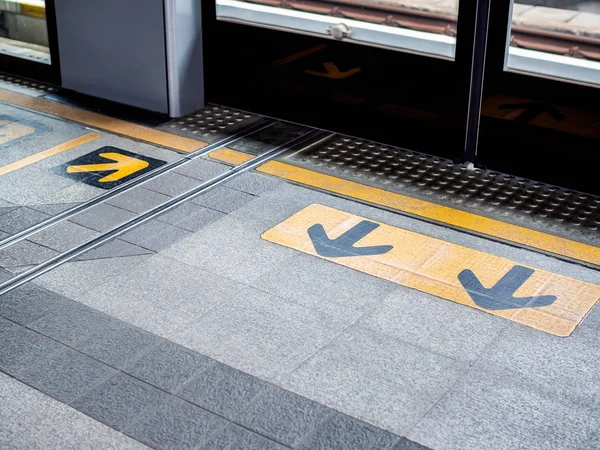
xmin=1 ymin=102 xmax=599 ymax=449
xmin=0 ymin=167 xmax=596 ymax=449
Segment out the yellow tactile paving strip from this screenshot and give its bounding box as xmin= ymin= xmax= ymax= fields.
xmin=0 ymin=88 xmax=206 ymax=153
xmin=263 ymin=204 xmax=600 ymax=336
xmin=208 ymin=148 xmax=600 ymax=267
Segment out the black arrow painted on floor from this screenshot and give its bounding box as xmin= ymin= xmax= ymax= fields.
xmin=308 ymin=220 xmax=393 ymax=258
xmin=458 ymin=265 xmax=557 ymax=310
xmin=498 ymin=102 xmax=566 ymax=124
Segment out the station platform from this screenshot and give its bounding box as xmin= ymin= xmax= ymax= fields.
xmin=1 ymin=74 xmax=600 ymax=450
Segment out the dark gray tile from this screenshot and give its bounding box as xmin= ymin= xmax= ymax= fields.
xmin=31 ymin=202 xmax=82 ymax=216
xmin=0 ymin=316 xmax=19 ymax=335
xmin=125 ymin=340 xmax=215 ymax=393
xmin=0 ymin=206 xmax=18 ymax=219
xmin=191 ymin=186 xmax=256 ymax=214
xmin=119 ymin=219 xmax=192 ymax=252
xmin=70 ymin=372 xmax=170 ymax=431
xmin=0 ymin=267 xmax=12 ymax=282
xmin=69 ymin=202 xmax=137 ymax=232
xmin=0 ymin=283 xmax=70 ymax=326
xmin=106 ymin=187 xmax=170 ymax=214
xmin=0 ymin=239 xmax=60 ymax=268
xmin=28 ymin=301 xmax=113 ymax=346
xmin=143 ymin=172 xmax=200 ymax=197
xmin=75 ymin=238 xmax=154 ymax=261
xmin=27 ymin=220 xmax=100 ymax=252
xmin=297 ymin=413 xmax=400 ymax=450
xmin=236 ymin=387 xmax=333 ymax=447
xmin=177 ymin=362 xmax=269 ymax=419
xmin=392 ymin=438 xmax=430 ymax=450
xmin=74 ymin=320 xmax=164 ymax=369
xmin=0 ymin=325 xmax=65 ymax=375
xmin=18 ymin=347 xmax=117 ymax=403
xmin=0 ymin=207 xmax=50 ymax=234
xmin=157 ymin=202 xmax=225 ymax=232
xmin=202 ymin=424 xmax=287 ymax=450
xmin=125 ymin=396 xmax=227 ymax=450
xmin=174 ymin=158 xmax=229 ymax=181
xmin=225 ymin=173 xmax=282 ymax=196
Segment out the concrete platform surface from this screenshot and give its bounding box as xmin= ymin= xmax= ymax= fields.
xmin=0 ymin=99 xmax=599 ymax=449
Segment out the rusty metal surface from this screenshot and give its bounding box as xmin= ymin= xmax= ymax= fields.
xmin=284 ymin=134 xmax=600 ymax=246
xmin=240 ymin=0 xmax=600 ymax=61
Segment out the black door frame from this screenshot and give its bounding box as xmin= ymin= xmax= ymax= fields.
xmin=0 ymin=0 xmax=61 ymax=85
xmin=202 ymin=0 xmax=483 ymax=161
xmin=478 ymin=0 xmax=600 ymax=194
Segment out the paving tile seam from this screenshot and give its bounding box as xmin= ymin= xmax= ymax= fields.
xmin=0 ymin=128 xmax=319 ymax=297
xmin=0 ymin=301 xmax=422 ymax=449
xmin=0 ymin=117 xmax=278 ymax=254
xmin=0 ymin=370 xmax=125 ymax=449
xmin=403 ymin=319 xmax=517 ymax=437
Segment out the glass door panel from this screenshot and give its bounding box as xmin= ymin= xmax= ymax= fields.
xmin=507 ymin=0 xmax=600 ymax=86
xmin=0 ymin=0 xmax=50 ymax=63
xmin=204 ymin=0 xmax=480 ymax=160
xmin=478 ymin=0 xmax=600 ymax=195
xmin=0 ymin=0 xmax=59 ymax=83
xmin=216 ymin=0 xmax=460 ymax=59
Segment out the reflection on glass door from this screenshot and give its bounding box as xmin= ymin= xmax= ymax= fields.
xmin=507 ymin=0 xmax=600 ymax=85
xmin=0 ymin=0 xmax=50 ymax=64
xmin=216 ymin=0 xmax=460 ymax=58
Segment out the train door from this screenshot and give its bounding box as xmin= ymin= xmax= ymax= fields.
xmin=201 ymin=0 xmax=482 ymax=160
xmin=479 ymin=0 xmax=600 ymax=195
xmin=0 ymin=0 xmax=60 ymax=84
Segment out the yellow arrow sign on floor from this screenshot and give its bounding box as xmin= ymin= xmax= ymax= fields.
xmin=262 ymin=204 xmax=600 ymax=336
xmin=305 ymin=62 xmax=361 ymax=79
xmin=67 ymin=152 xmax=149 ymax=182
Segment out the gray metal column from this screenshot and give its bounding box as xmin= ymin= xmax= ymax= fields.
xmin=164 ymin=0 xmax=205 ymax=117
xmin=54 ymin=0 xmax=204 ymax=117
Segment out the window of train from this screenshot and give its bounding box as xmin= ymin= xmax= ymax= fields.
xmin=0 ymin=0 xmax=50 ymax=64
xmin=215 ymin=0 xmax=460 ymax=59
xmin=507 ymin=0 xmax=600 ymax=86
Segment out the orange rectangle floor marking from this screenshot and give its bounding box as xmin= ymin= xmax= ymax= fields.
xmin=263 ymin=204 xmax=600 ymax=336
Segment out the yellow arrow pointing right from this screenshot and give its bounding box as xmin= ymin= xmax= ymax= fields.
xmin=67 ymin=152 xmax=149 ymax=182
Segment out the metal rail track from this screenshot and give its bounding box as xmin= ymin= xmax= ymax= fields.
xmin=0 ymin=128 xmax=329 ymax=296
xmin=0 ymin=117 xmax=278 ymax=252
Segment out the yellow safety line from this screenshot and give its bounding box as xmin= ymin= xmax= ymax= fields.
xmin=0 ymin=132 xmax=100 ymax=176
xmin=209 ymin=148 xmax=600 ymax=267
xmin=0 ymin=88 xmax=206 ymax=153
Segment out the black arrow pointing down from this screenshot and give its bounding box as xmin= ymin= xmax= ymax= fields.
xmin=308 ymin=220 xmax=393 ymax=258
xmin=458 ymin=265 xmax=557 ymax=310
